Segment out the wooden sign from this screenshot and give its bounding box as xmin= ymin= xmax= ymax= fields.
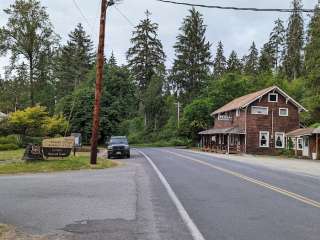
xmin=42 ymin=137 xmax=75 ymax=158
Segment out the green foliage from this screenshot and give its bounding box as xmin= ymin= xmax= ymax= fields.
xmin=127 ymin=10 xmax=166 ymax=92
xmin=283 ymin=0 xmax=304 ymax=80
xmin=56 ymin=64 xmax=137 ymax=144
xmin=7 ymin=106 xmax=68 ymax=137
xmin=180 ymin=98 xmax=214 ymax=143
xmin=8 ymin=106 xmax=48 ymax=136
xmin=311 ymin=123 xmax=320 ymax=128
xmin=170 ymin=8 xmax=212 ymax=105
xmin=305 ymin=3 xmax=320 ymax=95
xmin=207 ymin=73 xmax=254 ymax=110
xmin=0 ymin=143 xmax=19 ymax=151
xmin=243 ymin=42 xmax=259 ymax=76
xmin=213 ymin=41 xmax=226 ymax=79
xmin=45 ymin=114 xmax=68 ymax=137
xmin=0 ymin=0 xmax=59 ymax=107
xmin=227 ymin=51 xmax=242 ymax=74
xmin=55 ymin=23 xmax=94 ymax=99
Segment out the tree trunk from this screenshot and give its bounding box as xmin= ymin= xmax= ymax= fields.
xmin=29 ymin=57 xmax=35 ymax=106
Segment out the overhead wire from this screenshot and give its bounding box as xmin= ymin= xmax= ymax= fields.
xmin=156 ymin=0 xmax=315 ymax=13
xmin=72 ymin=0 xmax=98 ymax=37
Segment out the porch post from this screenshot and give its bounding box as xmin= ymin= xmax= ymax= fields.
xmin=295 ymin=137 xmax=298 ymax=157
xmin=227 ymin=134 xmax=230 ymax=154
xmin=316 ymin=134 xmax=319 ymax=160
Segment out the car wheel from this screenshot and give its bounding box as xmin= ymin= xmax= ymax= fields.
xmin=127 ymin=153 xmax=130 ymax=159
xmin=108 ymin=154 xmax=112 ymax=159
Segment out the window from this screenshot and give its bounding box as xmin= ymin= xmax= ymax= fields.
xmin=297 ymin=138 xmax=303 ymax=150
xmin=279 ymin=108 xmax=288 ymax=116
xmin=268 ymin=93 xmax=278 ymax=102
xmin=218 ymin=113 xmax=232 ymax=121
xmin=275 ymin=132 xmax=285 ymax=149
xmin=259 ymin=131 xmax=269 ymax=148
xmin=252 ymin=106 xmax=269 ymax=115
xmin=236 ymin=109 xmax=240 ymax=117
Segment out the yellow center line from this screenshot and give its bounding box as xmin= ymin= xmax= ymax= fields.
xmin=164 ymin=150 xmax=320 ymax=209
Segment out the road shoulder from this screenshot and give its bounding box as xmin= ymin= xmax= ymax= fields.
xmin=186 ymin=149 xmax=320 ymax=178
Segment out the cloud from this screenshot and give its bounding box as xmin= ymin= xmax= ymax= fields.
xmin=0 ymin=0 xmax=317 ymax=74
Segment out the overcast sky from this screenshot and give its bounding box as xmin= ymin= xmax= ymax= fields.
xmin=0 ymin=0 xmax=318 ymax=75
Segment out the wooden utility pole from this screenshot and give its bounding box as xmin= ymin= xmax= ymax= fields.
xmin=90 ymin=0 xmax=110 ymax=165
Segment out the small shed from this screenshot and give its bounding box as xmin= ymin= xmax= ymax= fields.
xmin=287 ymin=128 xmax=320 ymax=160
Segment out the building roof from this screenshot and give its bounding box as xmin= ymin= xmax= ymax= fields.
xmin=286 ymin=128 xmax=320 ymax=137
xmin=199 ymin=127 xmax=246 ymax=135
xmin=211 ymin=86 xmax=307 ymax=116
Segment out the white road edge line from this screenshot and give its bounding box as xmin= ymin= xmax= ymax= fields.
xmin=138 ymin=150 xmax=206 ymax=240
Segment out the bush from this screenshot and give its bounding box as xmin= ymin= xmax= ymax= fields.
xmin=0 ymin=135 xmax=21 ymax=145
xmin=280 ymin=149 xmax=295 ymax=158
xmin=0 ymin=143 xmax=19 ymax=151
xmin=21 ymin=136 xmax=43 ymax=147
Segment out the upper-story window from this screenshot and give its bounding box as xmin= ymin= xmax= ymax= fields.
xmin=251 ymin=106 xmax=269 ymax=115
xmin=279 ymin=108 xmax=289 ymax=116
xmin=268 ymin=93 xmax=278 ymax=102
xmin=218 ymin=112 xmax=232 ymax=121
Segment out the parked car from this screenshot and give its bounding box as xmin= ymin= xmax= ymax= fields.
xmin=106 ymin=136 xmax=130 ymax=159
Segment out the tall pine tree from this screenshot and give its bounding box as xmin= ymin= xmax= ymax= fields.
xmin=127 ymin=10 xmax=166 ymax=128
xmin=55 ymin=23 xmax=94 ymax=99
xmin=283 ymin=0 xmax=304 ymax=80
xmin=268 ymin=18 xmax=286 ymax=71
xmin=170 ymin=8 xmax=212 ymax=104
xmin=243 ymin=42 xmax=259 ymax=76
xmin=226 ymin=51 xmax=242 ymax=73
xmin=213 ymin=41 xmax=227 ymax=79
xmin=127 ymin=10 xmax=166 ymax=93
xmin=258 ymin=43 xmax=274 ymax=74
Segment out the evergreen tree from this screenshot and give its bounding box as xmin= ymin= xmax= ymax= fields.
xmin=305 ymin=2 xmax=320 ymax=94
xmin=0 ymin=0 xmax=58 ymax=106
xmin=108 ymin=51 xmax=117 ymax=66
xmin=170 ymin=8 xmax=212 ymax=104
xmin=243 ymin=42 xmax=259 ymax=76
xmin=283 ymin=0 xmax=304 ymax=80
xmin=55 ymin=23 xmax=94 ymax=99
xmin=268 ymin=18 xmax=286 ymax=71
xmin=227 ymin=50 xmax=242 ymax=73
xmin=127 ymin=10 xmax=166 ymax=93
xmin=213 ymin=41 xmax=227 ymax=79
xmin=258 ymin=43 xmax=274 ymax=74
xmin=144 ymin=75 xmax=165 ymax=130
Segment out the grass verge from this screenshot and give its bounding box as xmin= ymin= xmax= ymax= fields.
xmin=0 ymin=149 xmax=24 ymax=162
xmin=0 ymin=151 xmax=118 ymax=175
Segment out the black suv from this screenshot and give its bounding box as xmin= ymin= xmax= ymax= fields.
xmin=107 ymin=136 xmax=130 ymax=159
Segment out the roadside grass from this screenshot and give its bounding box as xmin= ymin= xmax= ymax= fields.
xmin=0 ymin=149 xmax=24 ymax=162
xmin=0 ymin=151 xmax=118 ymax=174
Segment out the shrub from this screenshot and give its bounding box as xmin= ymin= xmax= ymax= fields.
xmin=0 ymin=135 xmax=21 ymax=145
xmin=0 ymin=143 xmax=19 ymax=151
xmin=21 ymin=136 xmax=43 ymax=147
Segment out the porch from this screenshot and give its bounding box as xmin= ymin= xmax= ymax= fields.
xmin=199 ymin=127 xmax=246 ymax=154
xmin=287 ymin=128 xmax=320 ymax=160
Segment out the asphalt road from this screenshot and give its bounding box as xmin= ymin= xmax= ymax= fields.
xmin=0 ymin=148 xmax=320 ymax=240
xmin=140 ymin=148 xmax=320 ymax=240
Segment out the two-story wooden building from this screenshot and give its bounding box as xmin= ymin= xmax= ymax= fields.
xmin=199 ymin=86 xmax=307 ymax=155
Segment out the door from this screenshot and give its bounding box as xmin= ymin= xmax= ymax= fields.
xmin=303 ymin=136 xmax=310 ymax=157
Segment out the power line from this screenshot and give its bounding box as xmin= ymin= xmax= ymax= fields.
xmin=156 ymin=0 xmax=315 ymax=13
xmin=114 ymin=5 xmax=135 ymax=27
xmin=72 ymin=0 xmax=97 ymax=37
